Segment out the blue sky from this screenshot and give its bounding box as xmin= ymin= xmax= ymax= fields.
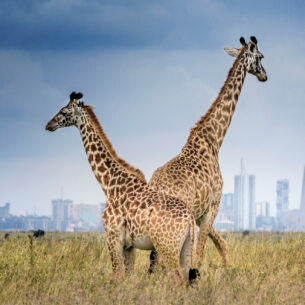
xmin=0 ymin=0 xmax=304 ymax=216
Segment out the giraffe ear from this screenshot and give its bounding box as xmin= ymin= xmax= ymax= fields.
xmin=224 ymin=47 xmax=240 ymax=58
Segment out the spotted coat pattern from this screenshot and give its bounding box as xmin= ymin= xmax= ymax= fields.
xmin=149 ymin=37 xmax=267 ymax=265
xmin=46 ymin=93 xmax=198 ymax=285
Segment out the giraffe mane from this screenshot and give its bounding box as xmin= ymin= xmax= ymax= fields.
xmin=186 ymin=45 xmax=246 ymax=143
xmin=82 ymin=105 xmax=147 ymax=183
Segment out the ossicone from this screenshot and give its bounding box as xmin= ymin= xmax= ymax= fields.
xmin=250 ymin=36 xmax=257 ymax=44
xmin=240 ymin=37 xmax=246 ymax=46
xmin=70 ymin=91 xmax=83 ymax=100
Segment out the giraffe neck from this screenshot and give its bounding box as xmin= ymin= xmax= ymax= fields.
xmin=187 ymin=47 xmax=247 ymax=152
xmin=76 ymin=106 xmax=146 ymax=198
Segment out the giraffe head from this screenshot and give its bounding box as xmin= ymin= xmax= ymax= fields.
xmin=224 ymin=36 xmax=267 ymax=82
xmin=46 ymin=92 xmax=84 ymax=131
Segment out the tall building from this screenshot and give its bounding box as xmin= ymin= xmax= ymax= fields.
xmin=300 ymin=166 xmax=305 ymax=212
xmin=256 ymin=201 xmax=275 ymax=230
xmin=0 ymin=203 xmax=10 ymax=218
xmin=234 ymin=174 xmax=244 ymax=230
xmin=248 ymin=175 xmax=256 ymax=230
xmin=70 ymin=203 xmax=100 ymax=227
xmin=256 ymin=201 xmax=270 ymax=217
xmin=234 ymin=174 xmax=256 ymax=230
xmin=276 ymin=179 xmax=289 ymax=221
xmin=51 ymin=198 xmax=73 ymax=231
xmin=233 ymin=159 xmax=256 ymax=230
xmin=52 ymin=198 xmax=72 ymax=220
xmin=215 ymin=193 xmax=234 ymax=231
xmin=270 ymin=167 xmax=305 ymax=231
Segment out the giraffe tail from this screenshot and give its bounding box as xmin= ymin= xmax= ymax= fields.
xmin=188 ymin=217 xmax=200 ymax=284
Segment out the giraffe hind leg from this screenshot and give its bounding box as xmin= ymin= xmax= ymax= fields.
xmin=148 ymin=250 xmax=158 ymax=275
xmin=123 ymin=246 xmax=136 ymax=275
xmin=196 ymin=213 xmax=211 ymax=264
xmin=189 ymin=268 xmax=200 ymax=284
xmin=208 ymin=226 xmax=229 ymax=266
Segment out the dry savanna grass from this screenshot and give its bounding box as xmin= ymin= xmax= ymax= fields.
xmin=0 ymin=231 xmax=304 ymax=305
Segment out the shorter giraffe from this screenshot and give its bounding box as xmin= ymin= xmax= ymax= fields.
xmin=46 ymin=92 xmax=200 ymax=285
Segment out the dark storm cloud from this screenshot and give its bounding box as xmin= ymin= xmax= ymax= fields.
xmin=0 ymin=0 xmax=224 ymax=51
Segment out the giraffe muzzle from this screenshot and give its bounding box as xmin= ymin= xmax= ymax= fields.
xmin=45 ymin=122 xmax=56 ymax=132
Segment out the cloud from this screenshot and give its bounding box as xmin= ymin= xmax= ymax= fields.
xmin=0 ymin=0 xmax=227 ymax=51
xmin=1 ymin=1 xmax=305 ymax=52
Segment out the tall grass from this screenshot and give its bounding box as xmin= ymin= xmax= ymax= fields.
xmin=0 ymin=232 xmax=304 ymax=305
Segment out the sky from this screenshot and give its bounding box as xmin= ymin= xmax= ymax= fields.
xmin=0 ymin=0 xmax=304 ymax=216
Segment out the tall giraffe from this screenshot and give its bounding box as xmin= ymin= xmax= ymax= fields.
xmin=46 ymin=92 xmax=200 ymax=285
xmin=149 ymin=36 xmax=267 ymax=267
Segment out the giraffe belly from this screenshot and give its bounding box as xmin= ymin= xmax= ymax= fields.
xmin=133 ymin=236 xmax=154 ymax=250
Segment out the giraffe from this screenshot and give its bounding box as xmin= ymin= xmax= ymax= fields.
xmin=45 ymin=92 xmax=200 ymax=285
xmin=149 ymin=36 xmax=267 ymax=268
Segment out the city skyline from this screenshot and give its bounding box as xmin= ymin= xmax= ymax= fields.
xmin=0 ymin=1 xmax=304 ymax=215
xmin=215 ymin=165 xmax=305 ymax=231
xmin=2 ymin=164 xmax=304 ymax=218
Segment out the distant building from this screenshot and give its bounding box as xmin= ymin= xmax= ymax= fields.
xmin=234 ymin=174 xmax=245 ymax=230
xmin=300 ymin=166 xmax=305 ymax=213
xmin=234 ymin=173 xmax=256 ymax=230
xmin=69 ymin=203 xmax=100 ymax=231
xmin=0 ymin=203 xmax=10 ymax=218
xmin=256 ymin=201 xmax=270 ymax=217
xmin=52 ymin=198 xmax=72 ymax=220
xmin=281 ymin=166 xmax=305 ymax=231
xmin=214 ymin=193 xmax=234 ymax=231
xmin=50 ymin=199 xmax=104 ymax=231
xmin=248 ymin=175 xmax=256 ymax=230
xmin=51 ymin=199 xmax=73 ymax=231
xmin=256 ymin=201 xmax=275 ymax=231
xmin=276 ymin=179 xmax=289 ymax=223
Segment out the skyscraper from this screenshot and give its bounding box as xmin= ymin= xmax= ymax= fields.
xmin=215 ymin=193 xmax=234 ymax=231
xmin=276 ymin=179 xmax=289 ymax=221
xmin=248 ymin=175 xmax=256 ymax=230
xmin=256 ymin=201 xmax=270 ymax=217
xmin=52 ymin=199 xmax=72 ymax=220
xmin=234 ymin=174 xmax=256 ymax=230
xmin=300 ymin=166 xmax=305 ymax=212
xmin=278 ymin=167 xmax=305 ymax=231
xmin=52 ymin=198 xmax=73 ymax=231
xmin=234 ymin=174 xmax=244 ymax=231
xmin=0 ymin=203 xmax=10 ymax=218
xmin=233 ymin=159 xmax=256 ymax=230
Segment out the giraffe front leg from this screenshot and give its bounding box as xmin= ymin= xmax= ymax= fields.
xmin=106 ymin=234 xmax=125 ymax=278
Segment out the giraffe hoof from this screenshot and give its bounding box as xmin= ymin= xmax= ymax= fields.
xmin=189 ymin=268 xmax=200 ymax=284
